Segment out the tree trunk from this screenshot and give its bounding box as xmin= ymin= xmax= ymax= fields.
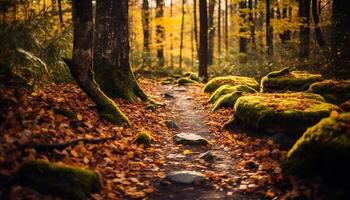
xmin=217 ymin=0 xmax=221 ymax=55
xmin=199 ymin=0 xmax=208 ymax=81
xmin=311 ymin=0 xmax=325 ymax=47
xmin=266 ymin=0 xmax=274 ymax=58
xmin=68 ymin=0 xmax=129 ymax=126
xmin=239 ymin=0 xmax=248 ymax=53
xmin=331 ymin=0 xmax=350 ymax=78
xmin=58 ymin=0 xmax=64 ymax=28
xmin=179 ymin=0 xmax=185 ymax=69
xmin=94 ymin=0 xmax=149 ymax=103
xmin=13 ymin=0 xmax=16 ymax=22
xmin=170 ymin=0 xmax=174 ymax=68
xmin=299 ymin=0 xmax=310 ymax=59
xmin=156 ymin=0 xmax=165 ymax=67
xmin=142 ymin=0 xmax=151 ymax=67
xmin=193 ymin=0 xmax=199 ymax=56
xmin=248 ymin=0 xmax=256 ymax=50
xmin=208 ymin=0 xmax=215 ymax=65
xmin=224 ymin=0 xmax=228 ymax=52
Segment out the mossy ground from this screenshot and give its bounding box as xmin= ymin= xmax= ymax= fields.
xmin=209 ymin=84 xmax=257 ymax=104
xmin=15 ymin=160 xmax=101 ymax=200
xmin=177 ymin=77 xmax=198 ymax=85
xmin=260 ymin=70 xmax=323 ymax=92
xmin=183 ymin=72 xmax=200 ymax=82
xmin=204 ymin=76 xmax=259 ymax=93
xmin=224 ymin=92 xmax=340 ymax=137
xmin=309 ymin=79 xmax=350 ymax=105
xmin=283 ymin=112 xmax=350 ymax=186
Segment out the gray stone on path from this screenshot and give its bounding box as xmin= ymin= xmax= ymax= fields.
xmin=164 ymin=92 xmax=175 ymax=98
xmin=166 ymin=171 xmax=205 ymax=184
xmin=199 ymin=151 xmax=214 ymax=161
xmin=173 ymin=133 xmax=209 ymax=145
xmin=165 ymin=120 xmax=179 ymax=129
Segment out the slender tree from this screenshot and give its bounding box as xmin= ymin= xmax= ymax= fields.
xmin=142 ymin=0 xmax=151 ymax=67
xmin=94 ymin=0 xmax=149 ymax=102
xmin=179 ymin=0 xmax=185 ymax=68
xmin=217 ymin=0 xmax=221 ymax=55
xmin=58 ymin=0 xmax=64 ymax=28
xmin=193 ymin=0 xmax=199 ymax=54
xmin=266 ymin=0 xmax=274 ymax=58
xmin=299 ymin=0 xmax=310 ymax=59
xmin=208 ymin=0 xmax=215 ymax=65
xmin=248 ymin=0 xmax=256 ymax=50
xmin=67 ymin=0 xmax=129 ymax=126
xmin=224 ymin=0 xmax=228 ymax=52
xmin=170 ymin=0 xmax=174 ymax=68
xmin=311 ymin=0 xmax=325 ymax=47
xmin=239 ymin=0 xmax=248 ymax=53
xmin=156 ymin=0 xmax=165 ymax=67
xmin=199 ymin=0 xmax=208 ymax=81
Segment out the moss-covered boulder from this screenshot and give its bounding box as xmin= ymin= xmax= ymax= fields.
xmin=224 ymin=92 xmax=340 ymax=137
xmin=183 ymin=72 xmax=200 ymax=82
xmin=134 ymin=130 xmax=153 ymax=147
xmin=15 ymin=160 xmax=101 ymax=200
xmin=260 ymin=68 xmax=323 ymax=92
xmin=283 ymin=112 xmax=350 ymax=185
xmin=177 ymin=77 xmax=198 ymax=85
xmin=204 ymin=76 xmax=259 ymax=93
xmin=209 ymin=84 xmax=257 ymax=104
xmin=309 ymin=79 xmax=350 ymax=105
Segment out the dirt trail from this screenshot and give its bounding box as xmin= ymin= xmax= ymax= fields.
xmin=150 ymin=84 xmax=253 ymax=200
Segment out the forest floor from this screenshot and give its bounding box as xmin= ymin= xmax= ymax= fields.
xmin=0 ymin=78 xmax=333 ymax=200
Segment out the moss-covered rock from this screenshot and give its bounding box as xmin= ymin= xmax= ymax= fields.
xmin=177 ymin=77 xmax=198 ymax=85
xmin=209 ymin=84 xmax=257 ymax=104
xmin=15 ymin=160 xmax=101 ymax=200
xmin=134 ymin=130 xmax=153 ymax=147
xmin=309 ymin=79 xmax=350 ymax=105
xmin=283 ymin=112 xmax=350 ymax=185
xmin=212 ymin=91 xmax=244 ymax=112
xmin=260 ymin=69 xmax=323 ymax=92
xmin=224 ymin=92 xmax=340 ymax=137
xmin=183 ymin=72 xmax=200 ymax=82
xmin=204 ymin=76 xmax=259 ymax=93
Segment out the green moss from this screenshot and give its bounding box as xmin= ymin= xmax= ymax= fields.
xmin=98 ymin=98 xmax=130 ymax=126
xmin=209 ymin=84 xmax=257 ymax=104
xmin=134 ymin=131 xmax=153 ymax=147
xmin=145 ymin=103 xmax=156 ymax=112
xmin=261 ymin=70 xmax=323 ymax=92
xmin=204 ymin=76 xmax=259 ymax=93
xmin=224 ymin=92 xmax=340 ymax=137
xmin=309 ymin=79 xmax=350 ymax=105
xmin=183 ymin=72 xmax=200 ymax=82
xmin=177 ymin=77 xmax=198 ymax=85
xmin=212 ymin=91 xmax=244 ymax=112
xmin=52 ymin=107 xmax=76 ymax=119
xmin=15 ymin=160 xmax=101 ymax=200
xmin=283 ymin=112 xmax=350 ymax=185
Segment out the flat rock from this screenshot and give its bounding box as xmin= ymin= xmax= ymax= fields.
xmin=164 ymin=92 xmax=175 ymax=98
xmin=199 ymin=151 xmax=214 ymax=161
xmin=173 ymin=133 xmax=209 ymax=145
xmin=166 ymin=171 xmax=205 ymax=184
xmin=165 ymin=120 xmax=179 ymax=129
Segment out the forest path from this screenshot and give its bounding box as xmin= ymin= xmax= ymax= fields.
xmin=150 ymin=84 xmax=253 ymax=200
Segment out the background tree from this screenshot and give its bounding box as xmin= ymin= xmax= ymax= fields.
xmin=156 ymin=0 xmax=165 ymax=67
xmin=199 ymin=0 xmax=208 ymax=81
xmin=239 ymin=0 xmax=248 ymax=53
xmin=299 ymin=0 xmax=310 ymax=59
xmin=208 ymin=0 xmax=215 ymax=65
xmin=67 ymin=0 xmax=129 ymax=125
xmin=94 ymin=0 xmax=149 ymax=102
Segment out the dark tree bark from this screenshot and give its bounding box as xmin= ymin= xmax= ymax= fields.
xmin=142 ymin=0 xmax=151 ymax=67
xmin=179 ymin=0 xmax=185 ymax=68
xmin=193 ymin=0 xmax=199 ymax=55
xmin=217 ymin=0 xmax=221 ymax=55
xmin=94 ymin=0 xmax=149 ymax=103
xmin=57 ymin=0 xmax=64 ymax=28
xmin=331 ymin=0 xmax=350 ymax=78
xmin=239 ymin=0 xmax=248 ymax=53
xmin=266 ymin=0 xmax=274 ymax=58
xmin=208 ymin=0 xmax=215 ymax=65
xmin=68 ymin=0 xmax=129 ymax=126
xmin=156 ymin=0 xmax=165 ymax=67
xmin=224 ymin=0 xmax=228 ymax=52
xmin=199 ymin=0 xmax=208 ymax=81
xmin=12 ymin=0 xmax=16 ymax=22
xmin=299 ymin=0 xmax=311 ymax=59
xmin=311 ymin=0 xmax=325 ymax=47
xmin=170 ymin=0 xmax=174 ymax=68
